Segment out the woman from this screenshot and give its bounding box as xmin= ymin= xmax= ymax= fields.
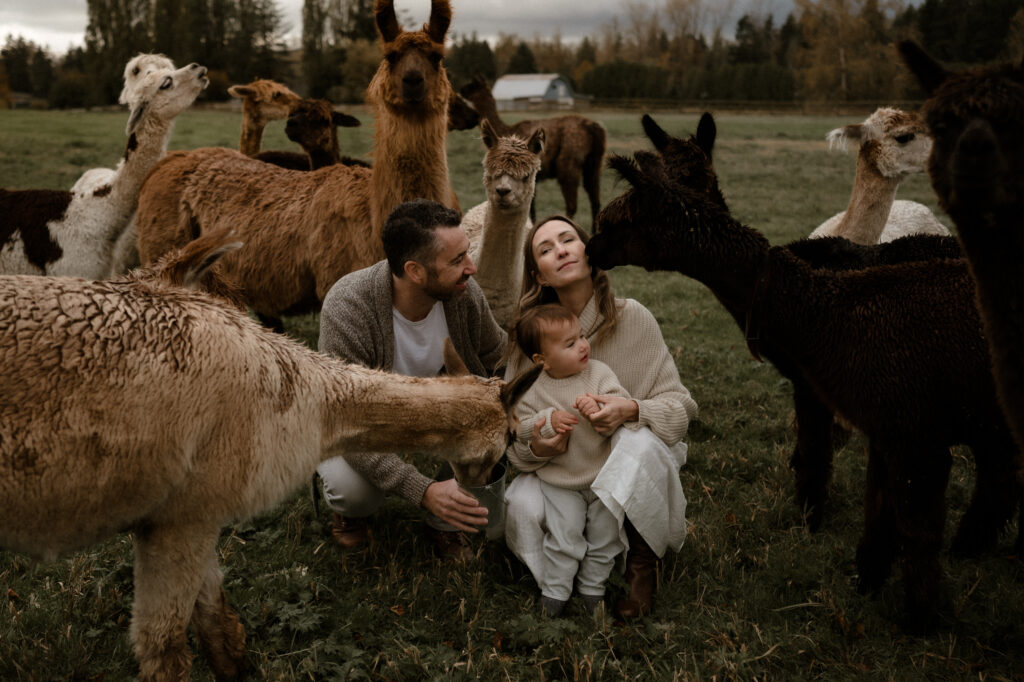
xmin=503 ymin=215 xmax=698 ymax=619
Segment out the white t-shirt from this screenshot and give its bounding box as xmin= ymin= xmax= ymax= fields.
xmin=392 ymin=301 xmax=450 ymax=377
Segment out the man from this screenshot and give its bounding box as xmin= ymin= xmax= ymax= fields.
xmin=317 ymin=199 xmax=507 ymax=561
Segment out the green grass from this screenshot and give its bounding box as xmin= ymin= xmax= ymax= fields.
xmin=2 ymin=106 xmax=1022 ymax=680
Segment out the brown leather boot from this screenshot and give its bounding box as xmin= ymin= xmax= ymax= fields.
xmin=614 ymin=520 xmax=658 ymax=621
xmin=330 ymin=513 xmax=369 ymax=550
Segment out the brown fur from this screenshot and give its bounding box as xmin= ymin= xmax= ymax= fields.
xmin=0 ymin=188 xmax=68 ymax=268
xmin=900 ymin=42 xmax=1024 ymax=458
xmin=135 ymin=0 xmax=459 ymax=330
xmin=227 ymin=79 xmax=302 ymax=156
xmin=460 ymin=75 xmax=605 ymax=222
xmin=0 ymin=232 xmax=541 ymax=679
xmin=254 ymin=97 xmax=366 ymax=171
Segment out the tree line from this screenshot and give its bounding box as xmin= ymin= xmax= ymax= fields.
xmin=2 ymin=0 xmax=1023 ymax=109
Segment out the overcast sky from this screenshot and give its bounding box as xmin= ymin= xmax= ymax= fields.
xmin=1 ymin=0 xmax=802 ymax=55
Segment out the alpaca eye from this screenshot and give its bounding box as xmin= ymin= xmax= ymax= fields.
xmin=385 ymin=52 xmax=399 ymax=66
xmin=132 ymin=67 xmax=140 ymax=76
xmin=429 ymin=53 xmax=443 ymax=67
xmin=160 ymin=76 xmax=173 ymax=90
xmin=895 ymin=133 xmax=915 ymax=144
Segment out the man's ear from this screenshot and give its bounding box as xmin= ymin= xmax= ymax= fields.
xmin=403 ymin=260 xmax=427 ymax=285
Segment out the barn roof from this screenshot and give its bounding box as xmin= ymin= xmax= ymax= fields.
xmin=492 ymin=74 xmax=565 ymax=100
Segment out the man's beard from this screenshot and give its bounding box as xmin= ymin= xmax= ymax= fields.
xmin=423 ymin=268 xmax=469 ymax=301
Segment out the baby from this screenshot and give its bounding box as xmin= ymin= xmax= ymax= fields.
xmin=508 ymin=303 xmax=637 ymax=617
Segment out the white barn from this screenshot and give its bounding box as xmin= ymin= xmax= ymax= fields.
xmin=491 ymin=74 xmax=576 ymax=110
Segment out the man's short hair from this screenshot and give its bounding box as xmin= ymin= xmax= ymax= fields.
xmin=382 ymin=199 xmax=463 ymax=276
xmin=513 ymin=303 xmax=577 ymax=359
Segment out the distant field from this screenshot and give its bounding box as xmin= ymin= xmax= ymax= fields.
xmin=3 ymin=106 xmax=1020 ymax=681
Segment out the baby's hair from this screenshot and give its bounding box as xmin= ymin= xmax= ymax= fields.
xmin=513 ymin=303 xmax=578 ymax=359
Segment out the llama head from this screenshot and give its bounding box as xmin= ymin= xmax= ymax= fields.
xmin=125 ymin=62 xmax=209 ymax=136
xmin=367 ymin=0 xmax=452 ymax=117
xmin=899 ymin=41 xmax=1024 ymax=216
xmin=459 ymin=75 xmax=494 ymax=110
xmin=284 ymin=98 xmax=361 ymax=154
xmin=826 ymin=107 xmax=932 ymax=179
xmin=228 ymin=79 xmax=302 ymax=125
xmin=448 ymin=89 xmax=480 ymax=131
xmin=589 ymin=114 xmax=734 ymax=273
xmin=120 ymin=53 xmax=175 ymax=106
xmin=480 ymin=119 xmax=544 ymax=212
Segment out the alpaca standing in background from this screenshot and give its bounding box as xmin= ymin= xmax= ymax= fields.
xmin=134 ymin=0 xmax=460 ymax=332
xmin=462 ymin=121 xmax=544 ymax=328
xmin=228 ymin=78 xmax=303 ymax=156
xmin=0 ymin=59 xmax=208 ymax=279
xmin=254 ymin=97 xmax=366 ymax=171
xmin=900 ymin=42 xmax=1024 ymax=454
xmin=810 ymin=107 xmax=949 ymax=244
xmin=1 ymin=232 xmax=541 ymax=680
xmin=460 ymin=75 xmax=605 ymax=223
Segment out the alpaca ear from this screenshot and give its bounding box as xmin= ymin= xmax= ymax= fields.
xmin=642 ymin=114 xmax=671 ymax=151
xmin=227 ymin=85 xmax=252 ymax=99
xmin=898 ymin=40 xmax=949 ymax=95
xmin=609 ymin=154 xmax=645 ymax=188
xmin=442 ymin=338 xmax=470 ymax=376
xmin=374 ymin=0 xmax=402 ymax=43
xmin=501 ymin=362 xmax=543 ymax=411
xmin=528 ymin=127 xmax=545 ymax=155
xmin=481 ymin=119 xmax=498 ymax=149
xmin=126 ymin=99 xmax=149 ymax=135
xmin=426 ymin=0 xmax=452 ymax=44
xmin=333 ymin=111 xmax=361 ymax=127
xmin=696 ymin=112 xmax=716 ymax=159
xmin=826 ymin=124 xmax=862 ymax=152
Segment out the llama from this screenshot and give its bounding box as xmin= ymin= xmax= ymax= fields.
xmin=462 ymin=120 xmax=544 ymax=328
xmin=134 ymin=0 xmax=459 ymax=332
xmin=448 ymin=88 xmax=480 ymax=131
xmin=459 ymin=75 xmax=605 ymax=223
xmin=228 ymin=78 xmax=303 ymax=156
xmin=0 ymin=60 xmax=208 ymax=280
xmin=810 ymin=107 xmax=950 ymax=244
xmin=0 ymin=234 xmax=542 ymax=680
xmin=586 ymin=114 xmax=1019 ymax=628
xmin=254 ymin=97 xmax=368 ymax=171
xmin=119 ymin=53 xmax=175 ymax=105
xmin=899 ymin=42 xmax=1024 ymax=456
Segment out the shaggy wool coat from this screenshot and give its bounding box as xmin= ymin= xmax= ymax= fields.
xmin=318 ymin=260 xmax=507 ymax=503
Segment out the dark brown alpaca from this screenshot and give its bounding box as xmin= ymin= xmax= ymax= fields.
xmin=254 ymin=97 xmax=367 ymax=171
xmin=587 ymin=114 xmax=1019 ymax=629
xmin=459 ymin=75 xmax=605 ymax=223
xmin=900 ymin=42 xmax=1024 ymax=457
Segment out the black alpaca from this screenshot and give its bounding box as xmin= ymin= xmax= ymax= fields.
xmin=587 ymin=114 xmax=1018 ymax=628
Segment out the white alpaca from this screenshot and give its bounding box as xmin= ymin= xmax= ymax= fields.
xmin=0 ymin=57 xmax=208 ymax=280
xmin=119 ymin=52 xmax=175 ymax=105
xmin=810 ymin=107 xmax=950 ymax=244
xmin=464 ymin=121 xmax=545 ymax=328
xmin=0 ymin=232 xmax=541 ymax=681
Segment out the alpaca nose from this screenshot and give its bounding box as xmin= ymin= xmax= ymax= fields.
xmin=496 ymin=187 xmax=511 ymax=197
xmin=403 ymin=71 xmax=424 ymax=87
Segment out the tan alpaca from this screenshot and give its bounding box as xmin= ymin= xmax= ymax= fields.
xmin=463 ymin=120 xmax=545 ymax=328
xmin=810 ymin=107 xmax=950 ymax=244
xmin=0 ymin=233 xmax=541 ymax=681
xmin=134 ymin=0 xmax=459 ymax=330
xmin=228 ymin=79 xmax=303 ymax=156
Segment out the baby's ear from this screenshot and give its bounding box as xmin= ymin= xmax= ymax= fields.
xmin=531 ymin=353 xmax=546 ymax=368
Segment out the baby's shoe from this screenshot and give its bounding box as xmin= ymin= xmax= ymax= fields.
xmin=580 ymin=594 xmax=604 ymax=615
xmin=539 ymin=595 xmax=568 ymax=617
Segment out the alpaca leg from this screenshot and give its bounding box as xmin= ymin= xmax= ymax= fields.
xmin=788 ymin=379 xmax=834 ymax=531
xmin=130 ymin=524 xmax=219 ymax=681
xmin=893 ymin=446 xmax=952 ymax=630
xmin=855 ymin=444 xmax=899 ymax=594
xmin=191 ymin=545 xmax=247 ymax=680
xmin=582 ymin=154 xmax=602 ymax=225
xmin=950 ymin=434 xmax=1017 ymax=557
xmin=256 ymin=313 xmax=285 ymax=334
xmin=557 ymin=161 xmax=583 ymax=219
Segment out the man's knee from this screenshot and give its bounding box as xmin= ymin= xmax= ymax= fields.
xmin=318 ymin=457 xmax=384 ymax=517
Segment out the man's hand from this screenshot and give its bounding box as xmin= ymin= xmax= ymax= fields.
xmin=530 ymin=414 xmax=573 ymax=457
xmin=422 ymin=479 xmax=489 ymax=532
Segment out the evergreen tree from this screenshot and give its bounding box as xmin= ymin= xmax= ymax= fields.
xmin=506 ymin=41 xmax=537 ymax=74
xmin=445 ymin=33 xmax=496 ymax=86
xmin=1 ymin=36 xmax=33 ymax=93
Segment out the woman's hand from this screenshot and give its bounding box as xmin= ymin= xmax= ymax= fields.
xmin=579 ymin=393 xmax=639 ymax=435
xmin=530 ymin=414 xmax=573 ymax=457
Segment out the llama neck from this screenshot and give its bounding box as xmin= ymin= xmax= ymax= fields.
xmin=239 ymin=110 xmax=265 ymax=156
xmin=370 ymin=110 xmax=454 ymax=230
xmin=834 ymin=153 xmax=902 ymax=245
xmin=475 ymin=201 xmax=531 ymax=290
xmin=306 ymin=141 xmax=339 ymax=170
xmin=471 ymin=96 xmax=514 ymax=136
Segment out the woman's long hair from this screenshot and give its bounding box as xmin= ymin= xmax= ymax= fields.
xmin=507 ymin=215 xmax=619 ymax=362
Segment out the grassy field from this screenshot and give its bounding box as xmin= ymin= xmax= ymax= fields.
xmin=2 ymin=106 xmax=1022 ymax=680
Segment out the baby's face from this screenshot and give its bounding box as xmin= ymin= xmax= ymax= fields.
xmin=539 ymin=319 xmax=590 ymax=379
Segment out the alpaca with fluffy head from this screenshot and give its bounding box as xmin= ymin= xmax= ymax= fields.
xmin=463 ymin=120 xmax=544 ymax=328
xmin=1 ymin=59 xmax=208 ymax=280
xmin=0 ymin=233 xmax=541 ymax=680
xmin=134 ymin=0 xmax=460 ymax=332
xmin=810 ymin=107 xmax=949 ymax=244
xmin=254 ymin=97 xmax=366 ymax=170
xmin=228 ymin=78 xmax=303 ymax=156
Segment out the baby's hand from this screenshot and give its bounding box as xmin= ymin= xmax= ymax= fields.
xmin=549 ymin=410 xmax=578 ymax=434
xmin=574 ymin=395 xmax=601 ymax=419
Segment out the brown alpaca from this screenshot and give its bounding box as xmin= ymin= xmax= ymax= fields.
xmin=900 ymin=42 xmax=1024 ymax=454
xmin=254 ymin=97 xmax=367 ymax=171
xmin=0 ymin=232 xmax=542 ymax=680
xmin=460 ymin=75 xmax=606 ymax=223
xmin=134 ymin=0 xmax=459 ymax=332
xmin=227 ymin=79 xmax=302 ymax=156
